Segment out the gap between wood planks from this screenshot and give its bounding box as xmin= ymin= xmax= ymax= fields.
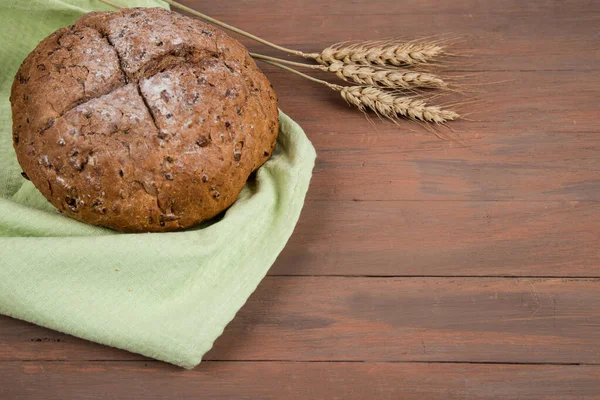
xmin=0 ymin=359 xmax=596 ymax=366
xmin=268 ymin=275 xmax=600 ymax=278
xmin=5 ymin=359 xmax=599 ymax=400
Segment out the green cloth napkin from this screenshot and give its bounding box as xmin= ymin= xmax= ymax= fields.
xmin=0 ymin=0 xmax=315 ymax=369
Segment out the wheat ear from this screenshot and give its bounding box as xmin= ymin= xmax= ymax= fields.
xmin=306 ymin=40 xmax=445 ymax=67
xmin=325 ymin=62 xmax=447 ymax=89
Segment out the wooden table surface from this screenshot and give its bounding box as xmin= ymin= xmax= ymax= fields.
xmin=2 ymin=0 xmax=599 ymax=398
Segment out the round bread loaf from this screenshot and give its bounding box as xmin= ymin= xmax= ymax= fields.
xmin=10 ymin=7 xmax=279 ymax=232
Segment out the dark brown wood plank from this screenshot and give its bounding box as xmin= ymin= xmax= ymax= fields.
xmin=304 ymin=133 xmax=600 ymax=202
xmin=2 ymin=278 xmax=600 ymax=363
xmin=272 ymin=200 xmax=600 ymax=276
xmin=178 ymin=0 xmax=600 ymax=71
xmin=1 ymin=361 xmax=599 ymax=400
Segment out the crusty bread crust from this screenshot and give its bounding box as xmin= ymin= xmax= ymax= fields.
xmin=11 ymin=8 xmax=278 ymax=232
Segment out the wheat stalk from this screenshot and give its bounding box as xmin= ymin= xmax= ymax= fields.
xmin=163 ymin=0 xmax=305 ymax=56
xmin=306 ymin=40 xmax=445 ymax=67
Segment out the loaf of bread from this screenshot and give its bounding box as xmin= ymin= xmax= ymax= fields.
xmin=10 ymin=7 xmax=279 ymax=232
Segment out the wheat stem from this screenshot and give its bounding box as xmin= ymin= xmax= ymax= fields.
xmin=99 ymin=0 xmax=306 ymax=56
xmin=255 ymin=58 xmax=342 ymax=89
xmin=98 ymin=1 xmax=334 ymax=87
xmin=250 ymin=53 xmax=321 ymax=69
xmin=165 ymin=0 xmax=305 ymax=57
xmin=100 ymin=0 xmax=127 ymax=10
xmin=99 ymin=0 xmax=125 ymax=8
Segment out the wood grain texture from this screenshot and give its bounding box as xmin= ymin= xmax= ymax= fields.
xmin=273 ymin=200 xmax=600 ymax=276
xmin=2 ymin=0 xmax=600 ymax=397
xmin=2 ymin=278 xmax=600 ymax=363
xmin=2 ymin=361 xmax=600 ymax=400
